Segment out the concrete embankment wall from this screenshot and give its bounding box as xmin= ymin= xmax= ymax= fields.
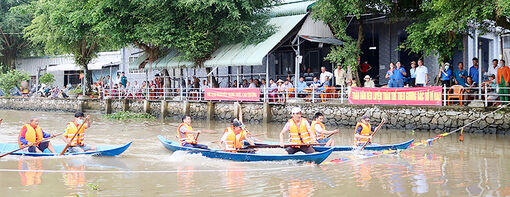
xmin=1 ymin=98 xmax=509 ymax=134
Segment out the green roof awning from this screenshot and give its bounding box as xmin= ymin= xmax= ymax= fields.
xmin=204 ymin=14 xmax=307 ymax=67
xmin=129 ymin=53 xmax=147 ymax=70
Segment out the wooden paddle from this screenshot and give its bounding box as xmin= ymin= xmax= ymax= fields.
xmin=359 ymin=119 xmax=386 ymax=151
xmin=59 ymin=116 xmax=90 ymax=155
xmin=0 ymin=132 xmax=63 ymax=158
xmin=247 ymin=143 xmax=326 ymax=148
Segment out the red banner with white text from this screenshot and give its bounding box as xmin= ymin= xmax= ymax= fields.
xmin=348 ymin=86 xmax=442 ymax=105
xmin=204 ymin=88 xmax=260 ymax=101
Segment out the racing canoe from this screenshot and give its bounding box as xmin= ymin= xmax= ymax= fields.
xmin=158 ymin=136 xmax=333 ymax=164
xmin=245 ymin=139 xmax=414 ymax=152
xmin=0 ymin=142 xmax=132 ymax=157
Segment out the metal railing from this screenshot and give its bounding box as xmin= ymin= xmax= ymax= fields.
xmin=100 ymin=84 xmax=510 ymax=107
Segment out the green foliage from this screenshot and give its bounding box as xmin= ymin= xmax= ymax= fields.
xmin=87 ymin=183 xmax=101 ymax=191
xmin=0 ymin=69 xmax=29 ymax=96
xmin=96 ymin=0 xmax=275 ymax=65
xmin=404 ymin=0 xmax=510 ymax=63
xmin=23 ymin=0 xmax=119 ymax=85
xmin=39 ymin=72 xmax=55 ymax=85
xmin=0 ymin=0 xmax=38 ymax=69
xmin=68 ymin=88 xmax=83 ymax=94
xmin=103 ymin=112 xmax=155 ymax=121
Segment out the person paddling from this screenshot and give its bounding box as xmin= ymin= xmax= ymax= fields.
xmin=177 ymin=115 xmax=209 ymax=149
xmin=279 ymin=107 xmax=317 ymax=154
xmin=62 ymin=112 xmax=96 ymax=153
xmin=311 ymin=112 xmax=339 ymax=146
xmin=354 ymin=115 xmax=375 ymax=146
xmin=220 ymin=120 xmax=256 ymax=153
xmin=18 ymin=118 xmax=57 ymax=153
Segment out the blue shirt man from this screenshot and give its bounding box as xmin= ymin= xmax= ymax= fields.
xmin=296 ymin=77 xmax=308 ymax=93
xmin=469 ymin=65 xmax=480 ymax=84
xmin=392 ymin=62 xmax=407 ymax=87
xmin=454 ymin=63 xmax=468 ymax=86
xmin=441 ymin=68 xmax=453 ymax=80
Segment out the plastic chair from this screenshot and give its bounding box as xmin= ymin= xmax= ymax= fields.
xmin=447 ymin=85 xmax=464 ymax=105
xmin=320 ymin=86 xmax=336 ymax=102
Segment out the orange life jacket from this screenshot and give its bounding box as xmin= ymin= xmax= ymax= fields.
xmin=18 ymin=124 xmax=44 ymax=148
xmin=354 ymin=122 xmax=372 ymax=145
xmin=177 ymin=123 xmax=197 ymax=145
xmin=64 ymin=122 xmax=86 ymax=146
xmin=288 ymin=118 xmax=311 ymax=144
xmin=223 ymin=127 xmax=246 ymax=150
xmin=311 ymin=121 xmax=326 ymax=140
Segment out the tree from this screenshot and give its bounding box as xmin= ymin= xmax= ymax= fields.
xmin=0 ymin=0 xmax=37 ymax=71
xmin=0 ymin=68 xmax=29 ymax=96
xmin=39 ymin=72 xmax=55 ymax=86
xmin=23 ymin=0 xmax=118 ymax=89
xmin=96 ymin=0 xmax=274 ymax=87
xmin=404 ymin=0 xmax=510 ymax=62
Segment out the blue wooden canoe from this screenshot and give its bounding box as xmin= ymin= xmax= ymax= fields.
xmin=0 ymin=142 xmax=132 ymax=157
xmin=245 ymin=139 xmax=414 ymax=152
xmin=157 ymin=136 xmax=333 ymax=164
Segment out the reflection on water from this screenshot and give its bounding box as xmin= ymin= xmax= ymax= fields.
xmin=18 ymin=158 xmax=42 ymax=186
xmin=1 ymin=109 xmax=510 ymax=196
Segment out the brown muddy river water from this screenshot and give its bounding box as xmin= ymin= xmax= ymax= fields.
xmin=0 ymin=109 xmax=509 ymax=196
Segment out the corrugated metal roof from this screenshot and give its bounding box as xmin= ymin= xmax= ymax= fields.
xmin=204 ymin=14 xmax=307 ymax=67
xmin=269 ymin=0 xmax=315 ymax=17
xmin=297 ymin=14 xmax=335 ymax=38
xmin=129 ymin=53 xmax=147 ymax=70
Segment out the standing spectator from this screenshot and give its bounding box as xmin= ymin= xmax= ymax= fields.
xmin=363 ymin=75 xmax=375 ymax=88
xmin=360 ymin=61 xmax=372 ymax=79
xmin=120 ymin=72 xmax=127 ymax=88
xmin=415 ymin=59 xmax=428 ymax=87
xmin=469 ymin=57 xmax=482 ymax=84
xmin=409 ymin=61 xmax=417 ymax=87
xmin=488 ymin=59 xmax=499 ymax=78
xmin=114 ymin=73 xmax=121 ymax=86
xmin=232 ymin=80 xmax=238 ymax=88
xmin=439 ymin=63 xmax=453 ymax=87
xmin=334 ymin=65 xmax=346 ymax=87
xmin=393 ymin=62 xmax=407 ymax=87
xmin=248 ymin=79 xmax=256 ymax=88
xmin=497 ymin=59 xmax=510 ymax=102
xmin=254 ymin=79 xmax=260 ymax=87
xmin=242 ymin=79 xmax=249 ymax=88
xmin=260 ymin=79 xmax=266 ymax=93
xmin=305 ymin=67 xmax=314 ymax=77
xmin=453 ymin=62 xmax=468 ymax=86
xmin=201 ymin=80 xmax=209 ymax=89
xmin=385 ymin=62 xmax=396 ymax=87
xmin=319 ymin=66 xmax=333 ymax=84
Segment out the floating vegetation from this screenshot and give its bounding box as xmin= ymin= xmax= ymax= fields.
xmin=103 ymin=112 xmax=155 ymax=120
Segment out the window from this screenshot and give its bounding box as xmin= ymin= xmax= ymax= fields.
xmin=503 ymin=35 xmax=510 ymax=49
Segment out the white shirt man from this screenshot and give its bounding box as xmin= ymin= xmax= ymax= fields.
xmin=487 ymin=59 xmax=499 ymax=78
xmin=415 ymin=60 xmax=428 ymax=87
xmin=334 ymin=65 xmax=346 ymax=86
xmin=319 ymin=67 xmax=333 ymax=84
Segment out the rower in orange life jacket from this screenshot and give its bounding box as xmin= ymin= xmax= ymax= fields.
xmin=18 ymin=118 xmax=56 ymax=153
xmin=310 ymin=112 xmax=339 ymax=147
xmin=62 ymin=112 xmax=96 ymax=153
xmin=177 ymin=115 xmax=209 ymax=149
xmin=279 ymin=107 xmax=317 ymax=154
xmin=354 ymin=115 xmax=375 ymax=146
xmin=220 ymin=120 xmax=255 ymax=152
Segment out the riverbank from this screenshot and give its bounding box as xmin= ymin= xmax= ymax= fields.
xmin=1 ymin=97 xmax=509 ymax=134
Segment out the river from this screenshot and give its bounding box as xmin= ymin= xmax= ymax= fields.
xmin=0 ymin=109 xmax=509 ymax=196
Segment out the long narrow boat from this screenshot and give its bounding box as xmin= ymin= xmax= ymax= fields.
xmin=0 ymin=142 xmax=132 ymax=157
xmin=246 ymin=140 xmax=414 ymax=152
xmin=158 ymin=136 xmax=333 ymax=164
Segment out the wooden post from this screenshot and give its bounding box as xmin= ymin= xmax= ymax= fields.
xmin=233 ymin=102 xmax=240 ymax=119
xmin=122 ymin=99 xmax=129 ymax=112
xmin=207 ymin=101 xmax=215 ymax=120
xmin=143 ymin=100 xmax=150 ymax=114
xmin=263 ymin=102 xmax=272 ymax=123
xmin=183 ymin=101 xmax=190 ymax=115
xmin=105 ymin=98 xmax=112 ymax=114
xmin=161 ymin=100 xmax=168 ymax=119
